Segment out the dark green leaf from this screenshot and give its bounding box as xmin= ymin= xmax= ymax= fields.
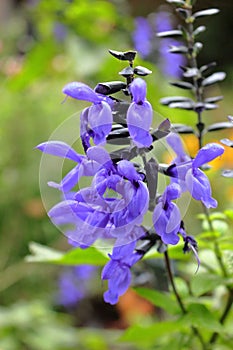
xmin=221 ymin=138 xmax=233 ymax=147
xmin=160 ymin=96 xmax=193 ymax=106
xmin=108 ymin=49 xmax=137 ymax=61
xmin=202 ymin=72 xmax=226 ymax=86
xmin=134 ymin=66 xmax=152 ymax=76
xmin=135 ymin=287 xmax=180 ymax=314
xmin=193 ymin=25 xmax=206 ymax=36
xmin=193 ymin=8 xmax=220 ymax=19
xmin=206 ymin=122 xmax=233 ymax=132
xmin=26 ymin=242 xmax=108 ymax=265
xmin=157 ymin=30 xmax=182 ymax=38
xmin=169 ymin=81 xmax=193 ymax=90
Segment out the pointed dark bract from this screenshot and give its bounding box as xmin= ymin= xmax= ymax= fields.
xmin=119 ymin=67 xmax=134 ymax=77
xmin=157 ymin=29 xmax=182 ymax=37
xmin=202 ymin=72 xmax=226 ymax=87
xmin=171 ymin=124 xmax=195 ymax=134
xmin=160 ymin=96 xmax=193 ymax=106
xmin=108 ymin=49 xmax=137 ymax=61
xmin=95 ymin=81 xmax=127 ymax=95
xmin=169 ymin=81 xmax=193 ymax=90
xmin=206 ymin=122 xmax=233 ymax=132
xmin=221 ymin=138 xmax=233 ymax=148
xmin=193 ymin=26 xmax=206 ymax=36
xmin=134 ymin=66 xmax=152 ymax=76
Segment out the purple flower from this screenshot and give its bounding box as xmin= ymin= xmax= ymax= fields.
xmin=127 ymin=78 xmax=153 ymax=148
xmin=53 ymin=22 xmax=67 ymax=42
xmin=167 ymin=134 xmax=224 ymax=208
xmin=101 ymin=241 xmax=143 ymax=304
xmin=153 ymin=183 xmax=181 ymax=245
xmin=63 ymin=82 xmax=113 ymax=146
xmin=58 ymin=265 xmax=96 ymax=307
xmin=47 ymin=148 xmax=149 ymax=247
xmin=36 ymin=141 xmax=101 ymax=192
xmin=156 ymin=11 xmax=185 ymax=78
xmin=133 ymin=17 xmax=153 ymax=58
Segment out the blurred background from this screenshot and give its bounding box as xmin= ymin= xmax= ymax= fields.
xmin=0 ymin=0 xmax=232 ymax=349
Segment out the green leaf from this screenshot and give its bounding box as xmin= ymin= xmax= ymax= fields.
xmin=134 ymin=287 xmax=180 ymax=315
xmin=120 ymin=318 xmax=188 ymax=345
xmin=191 ymin=273 xmax=225 ymax=296
xmin=185 ymin=303 xmax=223 ymax=332
xmin=26 ymin=242 xmax=108 ymax=266
xmin=224 ymin=209 xmax=233 ymax=220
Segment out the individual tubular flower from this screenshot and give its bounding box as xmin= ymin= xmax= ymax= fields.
xmin=127 ymin=78 xmax=153 ymax=148
xmin=48 ymin=147 xmax=149 ymax=247
xmin=63 ymin=82 xmax=113 ymax=146
xmin=155 ymin=11 xmax=185 ymax=78
xmin=153 ymin=183 xmax=181 ymax=245
xmin=133 ymin=17 xmax=153 ymax=58
xmin=36 ymin=141 xmax=100 ymax=192
xmin=57 ymin=265 xmax=97 ymax=307
xmin=166 ymin=134 xmax=224 ymax=208
xmin=101 ymin=241 xmax=143 ymax=305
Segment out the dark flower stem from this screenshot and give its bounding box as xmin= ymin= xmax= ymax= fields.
xmin=164 ymin=250 xmax=207 ymax=350
xmin=182 ymin=4 xmax=228 ymax=279
xmin=182 ymin=4 xmax=233 ymax=347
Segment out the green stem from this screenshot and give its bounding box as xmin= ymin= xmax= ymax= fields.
xmin=209 ymin=287 xmax=233 ymax=345
xmin=164 ymin=251 xmax=207 ymax=349
xmin=183 ymin=7 xmax=231 ymax=347
xmin=202 ymin=205 xmax=228 ymax=278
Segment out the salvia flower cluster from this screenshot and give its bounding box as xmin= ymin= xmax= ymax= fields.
xmin=37 ymin=16 xmax=225 ymax=303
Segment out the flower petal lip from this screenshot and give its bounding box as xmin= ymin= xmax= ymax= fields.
xmin=36 ymin=141 xmax=84 ymax=162
xmin=127 ymin=102 xmax=153 ymax=148
xmin=193 ymin=143 xmax=224 ymax=168
xmin=88 ymin=102 xmax=113 ymax=145
xmin=63 ymin=82 xmax=101 ymax=104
